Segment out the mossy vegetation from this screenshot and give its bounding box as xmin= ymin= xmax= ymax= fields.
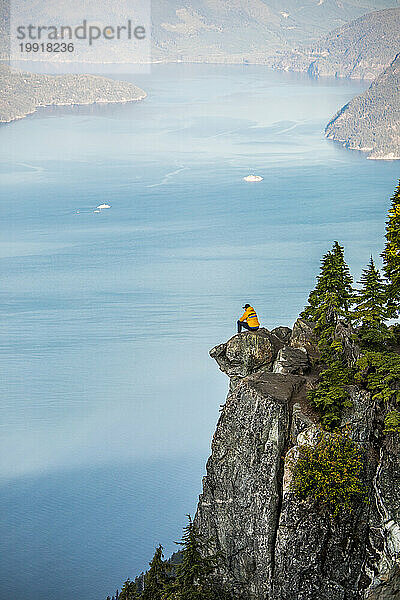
xmin=355 ymin=351 xmax=400 ymax=404
xmin=384 ymin=410 xmax=400 ymax=434
xmin=290 ymin=430 xmax=366 ymax=518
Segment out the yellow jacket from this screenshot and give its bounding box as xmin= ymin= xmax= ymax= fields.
xmin=239 ymin=306 xmax=260 ymax=327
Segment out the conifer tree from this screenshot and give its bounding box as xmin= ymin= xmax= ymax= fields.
xmin=302 ymin=242 xmax=355 ymax=429
xmin=353 ymin=256 xmax=391 ymax=348
xmin=118 ymin=579 xmax=139 ymax=600
xmin=142 ymin=545 xmax=171 ymax=600
xmin=382 ymin=179 xmax=400 ymax=316
xmin=302 ymin=241 xmax=354 ymax=331
xmin=162 ymin=516 xmax=231 ymax=600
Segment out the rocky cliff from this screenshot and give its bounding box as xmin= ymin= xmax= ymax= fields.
xmin=195 ymin=321 xmax=400 ymax=600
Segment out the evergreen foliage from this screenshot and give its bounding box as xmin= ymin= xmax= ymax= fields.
xmin=162 ymin=516 xmax=229 ymax=600
xmin=355 ymin=351 xmax=400 ymax=404
xmin=353 ymin=256 xmax=391 ymax=348
xmin=289 ymin=430 xmax=366 ymax=518
xmin=308 ymin=362 xmax=353 ymax=429
xmin=304 ymin=182 xmax=400 ymax=438
xmin=119 ymin=580 xmax=139 ymax=600
xmin=384 ymin=410 xmax=400 ymax=434
xmin=302 ymin=242 xmax=355 ymax=429
xmin=302 ymin=241 xmax=354 ymax=330
xmin=106 ymin=518 xmax=232 ymax=600
xmin=382 ymin=179 xmax=400 ymax=316
xmin=142 ymin=546 xmax=171 ymax=600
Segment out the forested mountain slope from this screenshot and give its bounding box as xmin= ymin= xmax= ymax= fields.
xmin=152 ymin=1 xmax=400 ymax=62
xmin=325 ymin=53 xmax=400 ymax=159
xmin=271 ymin=7 xmax=400 ymax=79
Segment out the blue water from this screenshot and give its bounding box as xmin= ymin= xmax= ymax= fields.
xmin=0 ymin=64 xmax=399 ymax=600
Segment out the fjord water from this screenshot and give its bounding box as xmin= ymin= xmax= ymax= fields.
xmin=0 ymin=64 xmax=399 ymax=600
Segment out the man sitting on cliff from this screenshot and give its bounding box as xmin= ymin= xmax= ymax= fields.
xmin=237 ymin=304 xmax=260 ymax=333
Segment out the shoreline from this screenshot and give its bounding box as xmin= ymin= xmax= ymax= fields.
xmin=325 ymin=133 xmax=400 ymax=162
xmin=0 ymin=92 xmax=147 ymax=124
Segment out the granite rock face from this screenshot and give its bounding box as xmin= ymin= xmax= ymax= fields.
xmin=290 ymin=318 xmax=319 ymax=363
xmin=273 ymin=346 xmax=309 ymax=375
xmin=195 ymin=323 xmax=400 ymax=600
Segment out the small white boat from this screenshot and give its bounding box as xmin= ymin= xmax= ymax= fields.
xmin=94 ymin=209 xmax=101 ymax=213
xmin=96 ymin=204 xmax=111 ymax=209
xmin=243 ymin=175 xmax=263 ymax=182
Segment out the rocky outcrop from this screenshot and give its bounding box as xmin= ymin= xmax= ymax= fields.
xmin=195 ymin=320 xmax=400 ymax=600
xmin=290 ymin=318 xmax=319 ymax=363
xmin=273 ymin=346 xmax=308 ymax=375
xmin=366 ymin=565 xmax=400 ymax=600
xmin=210 ymin=328 xmax=285 ymax=390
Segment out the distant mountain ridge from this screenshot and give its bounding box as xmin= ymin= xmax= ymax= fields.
xmin=325 ymin=53 xmax=400 ymax=159
xmin=270 ymin=7 xmax=400 ymax=79
xmin=151 ymin=1 xmax=400 ymax=62
xmin=1 ymin=1 xmax=399 ymax=64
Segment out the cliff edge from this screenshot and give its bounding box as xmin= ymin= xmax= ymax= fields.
xmin=195 ymin=321 xmax=400 ymax=600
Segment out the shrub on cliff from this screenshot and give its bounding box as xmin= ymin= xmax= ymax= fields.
xmin=384 ymin=410 xmax=400 ymax=434
xmin=289 ymin=430 xmax=366 ymax=518
xmin=355 ymin=351 xmax=400 ymax=404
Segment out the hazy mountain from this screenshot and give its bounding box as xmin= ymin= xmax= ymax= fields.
xmin=271 ymin=7 xmax=400 ymax=79
xmin=325 ymin=53 xmax=400 ymax=159
xmin=2 ymin=1 xmax=399 ymax=64
xmin=151 ymin=0 xmax=400 ymax=62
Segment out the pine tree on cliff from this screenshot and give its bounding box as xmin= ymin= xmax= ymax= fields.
xmin=382 ymin=179 xmax=400 ymax=316
xmin=162 ymin=516 xmax=230 ymax=600
xmin=142 ymin=545 xmax=170 ymax=600
xmin=302 ymin=242 xmax=355 ymax=429
xmin=118 ymin=579 xmax=139 ymax=600
xmin=302 ymin=241 xmax=354 ymax=330
xmin=353 ymin=256 xmax=391 ymax=348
